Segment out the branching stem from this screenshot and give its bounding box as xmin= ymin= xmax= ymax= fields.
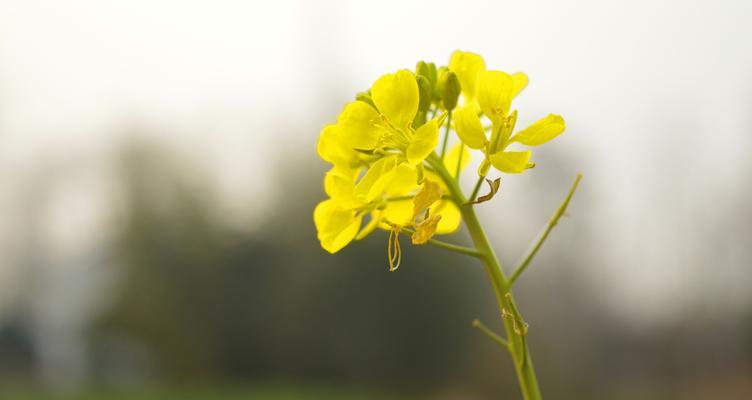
xmin=399 ymin=227 xmax=482 ymax=258
xmin=469 ymin=174 xmax=485 ymax=202
xmin=472 ymin=319 xmax=510 ymax=350
xmin=509 ymin=174 xmax=582 ymax=286
xmin=426 ymin=152 xmax=543 ymax=400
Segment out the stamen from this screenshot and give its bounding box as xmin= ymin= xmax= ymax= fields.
xmin=387 ymin=225 xmax=402 ymax=271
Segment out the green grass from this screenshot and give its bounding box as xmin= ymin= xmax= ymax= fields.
xmin=0 ymin=383 xmax=410 ymax=400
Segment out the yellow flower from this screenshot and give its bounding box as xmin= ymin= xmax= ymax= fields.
xmin=450 ymin=50 xmax=565 ymax=174
xmin=314 ymin=69 xmax=450 ymax=255
xmin=334 ymin=70 xmax=440 ymax=166
xmin=314 ymin=51 xmax=566 ymax=261
xmin=313 ymin=162 xmax=460 ymax=256
xmin=314 ymin=151 xmax=422 ymax=254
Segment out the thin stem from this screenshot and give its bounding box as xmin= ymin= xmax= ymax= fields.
xmin=455 ymin=143 xmax=464 ymax=183
xmin=439 ymin=111 xmax=452 ymax=159
xmin=399 ymin=227 xmax=483 ymax=258
xmin=427 ymin=152 xmax=542 ymax=400
xmin=469 ymin=174 xmax=485 ymax=203
xmin=509 ymin=174 xmax=582 ymax=286
xmin=472 ymin=319 xmax=510 ymax=350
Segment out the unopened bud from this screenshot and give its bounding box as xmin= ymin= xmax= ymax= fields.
xmin=416 ymin=61 xmax=438 ymax=87
xmin=439 ymin=71 xmax=461 ymax=111
xmin=434 ymin=66 xmax=448 ymax=99
xmin=416 ymin=75 xmax=432 ymax=112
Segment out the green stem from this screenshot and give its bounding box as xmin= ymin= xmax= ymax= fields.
xmin=472 ymin=319 xmax=510 ymax=350
xmin=455 ymin=143 xmax=464 ymax=183
xmin=399 ymin=227 xmax=483 ymax=258
xmin=469 ymin=174 xmax=485 ymax=203
xmin=509 ymin=174 xmax=583 ymax=286
xmin=439 ymin=111 xmax=452 ymax=159
xmin=427 ymin=153 xmax=542 ymax=400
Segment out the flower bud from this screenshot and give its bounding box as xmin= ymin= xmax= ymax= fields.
xmin=416 ymin=75 xmax=432 ymax=112
xmin=415 ymin=61 xmax=437 ymax=87
xmin=439 ymin=70 xmax=461 ymax=111
xmin=435 ymin=66 xmax=448 ymax=99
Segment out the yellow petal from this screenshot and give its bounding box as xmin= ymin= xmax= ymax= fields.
xmin=314 ymin=200 xmax=363 ymax=253
xmin=511 ymin=72 xmax=529 ymax=98
xmin=448 ymin=50 xmax=486 ymax=100
xmin=354 ymin=156 xmax=399 ymax=203
xmin=412 ymin=180 xmax=442 ymax=220
xmin=411 ymin=214 xmax=442 ymax=244
xmin=432 ymin=201 xmax=461 ymax=234
xmin=511 ymin=114 xmax=565 ymax=146
xmin=324 ymin=167 xmax=360 ymax=207
xmin=381 ymin=199 xmax=413 ymax=227
xmin=371 ymin=69 xmax=419 ymax=130
xmin=356 ymin=210 xmax=381 ymax=240
xmin=317 ymin=124 xmax=342 ymax=163
xmin=476 ymin=70 xmax=513 ymax=123
xmin=453 ymin=106 xmax=487 ymax=149
xmin=489 ymin=151 xmax=533 ymax=174
xmin=385 ymin=162 xmax=419 ymax=196
xmin=444 ymin=143 xmax=471 ymax=178
xmin=337 ymin=101 xmax=384 ymax=150
xmin=317 ymin=125 xmax=360 ymax=169
xmin=406 ymin=119 xmax=439 ymax=165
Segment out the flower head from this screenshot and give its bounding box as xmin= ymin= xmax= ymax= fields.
xmin=314 ymin=51 xmax=565 ymax=266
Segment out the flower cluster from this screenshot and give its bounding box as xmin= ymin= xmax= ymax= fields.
xmin=314 ymin=50 xmax=565 ymax=267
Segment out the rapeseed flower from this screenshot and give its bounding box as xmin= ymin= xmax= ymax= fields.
xmin=314 ymin=51 xmax=565 ymax=267
xmin=314 ymin=69 xmax=460 ymax=256
xmin=449 ymin=50 xmax=565 ymax=174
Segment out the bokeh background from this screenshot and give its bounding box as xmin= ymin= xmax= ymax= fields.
xmin=1 ymin=0 xmax=751 ymax=399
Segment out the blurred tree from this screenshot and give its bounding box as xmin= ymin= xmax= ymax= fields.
xmin=91 ymin=142 xmax=498 ymax=395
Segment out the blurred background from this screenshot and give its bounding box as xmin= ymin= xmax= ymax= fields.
xmin=1 ymin=0 xmax=751 ymax=399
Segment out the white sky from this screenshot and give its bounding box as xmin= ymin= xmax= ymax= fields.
xmin=1 ymin=0 xmax=751 ymax=324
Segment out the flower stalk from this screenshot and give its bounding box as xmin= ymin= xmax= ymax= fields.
xmin=427 ymin=153 xmax=543 ymax=399
xmin=314 ymin=50 xmax=579 ymax=399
